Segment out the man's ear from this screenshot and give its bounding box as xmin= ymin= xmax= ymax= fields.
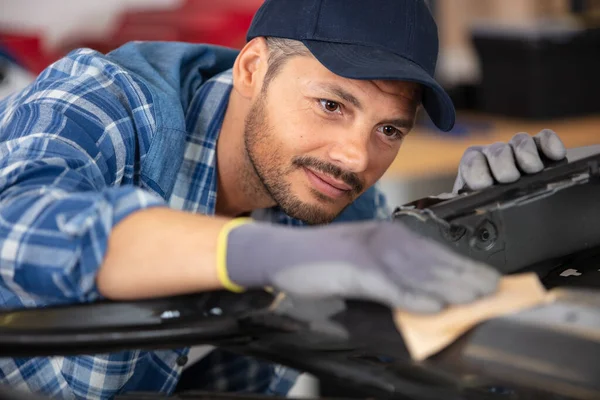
xmin=233 ymin=37 xmax=269 ymax=99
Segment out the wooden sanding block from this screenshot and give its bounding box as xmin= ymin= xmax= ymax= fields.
xmin=394 ymin=273 xmax=552 ymax=361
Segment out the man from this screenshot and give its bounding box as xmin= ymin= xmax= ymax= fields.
xmin=0 ymin=0 xmax=567 ymax=398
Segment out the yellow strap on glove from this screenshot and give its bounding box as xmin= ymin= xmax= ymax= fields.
xmin=216 ymin=217 xmax=254 ymax=293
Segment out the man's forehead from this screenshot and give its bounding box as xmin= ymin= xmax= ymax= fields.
xmin=282 ymin=55 xmax=422 ymax=105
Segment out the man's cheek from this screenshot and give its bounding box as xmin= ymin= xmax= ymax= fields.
xmin=373 ymin=150 xmax=398 ymax=174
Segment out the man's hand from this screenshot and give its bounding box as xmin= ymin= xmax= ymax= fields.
xmin=453 ymin=129 xmax=567 ymax=193
xmin=219 ymin=219 xmax=500 ymax=314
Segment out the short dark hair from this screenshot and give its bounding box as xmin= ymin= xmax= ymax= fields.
xmin=262 ymin=37 xmax=311 ymax=92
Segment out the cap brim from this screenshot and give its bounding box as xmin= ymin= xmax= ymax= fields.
xmin=302 ymin=40 xmax=456 ymax=132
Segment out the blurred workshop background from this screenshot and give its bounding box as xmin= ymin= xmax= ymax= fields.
xmin=1 ymin=0 xmax=600 ymax=205
xmin=0 ymin=0 xmax=599 ymax=396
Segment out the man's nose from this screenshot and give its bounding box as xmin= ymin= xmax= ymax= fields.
xmin=326 ymin=131 xmax=369 ymax=173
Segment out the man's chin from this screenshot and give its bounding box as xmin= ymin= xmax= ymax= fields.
xmin=285 ymin=208 xmax=339 ymax=225
xmin=278 ymin=196 xmax=349 ymax=225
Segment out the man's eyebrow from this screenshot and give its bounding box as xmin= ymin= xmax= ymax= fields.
xmin=380 ymin=118 xmax=414 ymax=130
xmin=316 ymin=83 xmax=363 ymax=110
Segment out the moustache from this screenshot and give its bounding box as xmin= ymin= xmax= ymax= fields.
xmin=292 ymin=156 xmax=364 ymax=194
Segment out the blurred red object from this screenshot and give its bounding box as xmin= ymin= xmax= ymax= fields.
xmin=73 ymin=0 xmax=265 ymax=55
xmin=2 ymin=1 xmax=265 ymax=74
xmin=0 ymin=33 xmax=58 ymax=74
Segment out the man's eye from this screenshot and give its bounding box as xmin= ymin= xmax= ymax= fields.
xmin=382 ymin=126 xmax=397 ymax=136
xmin=379 ymin=125 xmax=403 ymax=139
xmin=319 ymin=99 xmax=341 ymax=113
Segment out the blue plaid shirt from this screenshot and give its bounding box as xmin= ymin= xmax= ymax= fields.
xmin=0 ymin=42 xmax=390 ymax=399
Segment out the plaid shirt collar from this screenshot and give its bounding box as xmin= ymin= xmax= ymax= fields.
xmin=168 ymin=69 xmax=305 ymax=226
xmin=168 ymin=70 xmax=230 ymax=214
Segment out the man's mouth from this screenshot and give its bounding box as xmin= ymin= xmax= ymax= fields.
xmin=303 ymin=167 xmax=352 ymax=199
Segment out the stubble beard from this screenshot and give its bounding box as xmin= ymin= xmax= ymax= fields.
xmin=242 ymin=94 xmax=341 ymax=225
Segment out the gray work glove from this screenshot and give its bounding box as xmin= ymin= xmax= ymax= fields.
xmin=453 ymin=129 xmax=567 ymax=193
xmin=218 ymin=219 xmax=500 ymax=314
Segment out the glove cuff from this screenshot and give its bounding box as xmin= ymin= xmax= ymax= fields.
xmin=216 ymin=217 xmax=254 ymax=293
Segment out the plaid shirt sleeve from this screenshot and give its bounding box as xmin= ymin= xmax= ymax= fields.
xmin=0 ymin=49 xmax=166 ymax=306
xmin=372 ymin=182 xmax=393 ymax=220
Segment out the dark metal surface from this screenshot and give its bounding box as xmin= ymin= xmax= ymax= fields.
xmin=393 ymin=152 xmax=600 ymax=274
xmin=0 ymin=280 xmax=599 ymax=399
xmin=0 ymin=290 xmax=276 ymax=356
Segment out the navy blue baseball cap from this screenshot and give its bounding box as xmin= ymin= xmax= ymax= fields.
xmin=247 ymin=0 xmax=455 ymax=132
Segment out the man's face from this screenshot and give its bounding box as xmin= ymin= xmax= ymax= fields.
xmin=243 ymin=54 xmax=420 ymax=225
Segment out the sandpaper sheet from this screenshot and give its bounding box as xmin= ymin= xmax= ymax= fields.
xmin=394 ymin=273 xmax=553 ymax=361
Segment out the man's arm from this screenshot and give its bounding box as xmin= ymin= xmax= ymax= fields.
xmin=0 ymin=108 xmax=230 ymax=304
xmin=0 ymin=110 xmax=234 ymax=304
xmin=102 ymin=181 xmax=388 ymax=299
xmin=99 ymin=207 xmax=227 ymax=299
xmin=0 ymin=47 xmax=232 ymax=304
